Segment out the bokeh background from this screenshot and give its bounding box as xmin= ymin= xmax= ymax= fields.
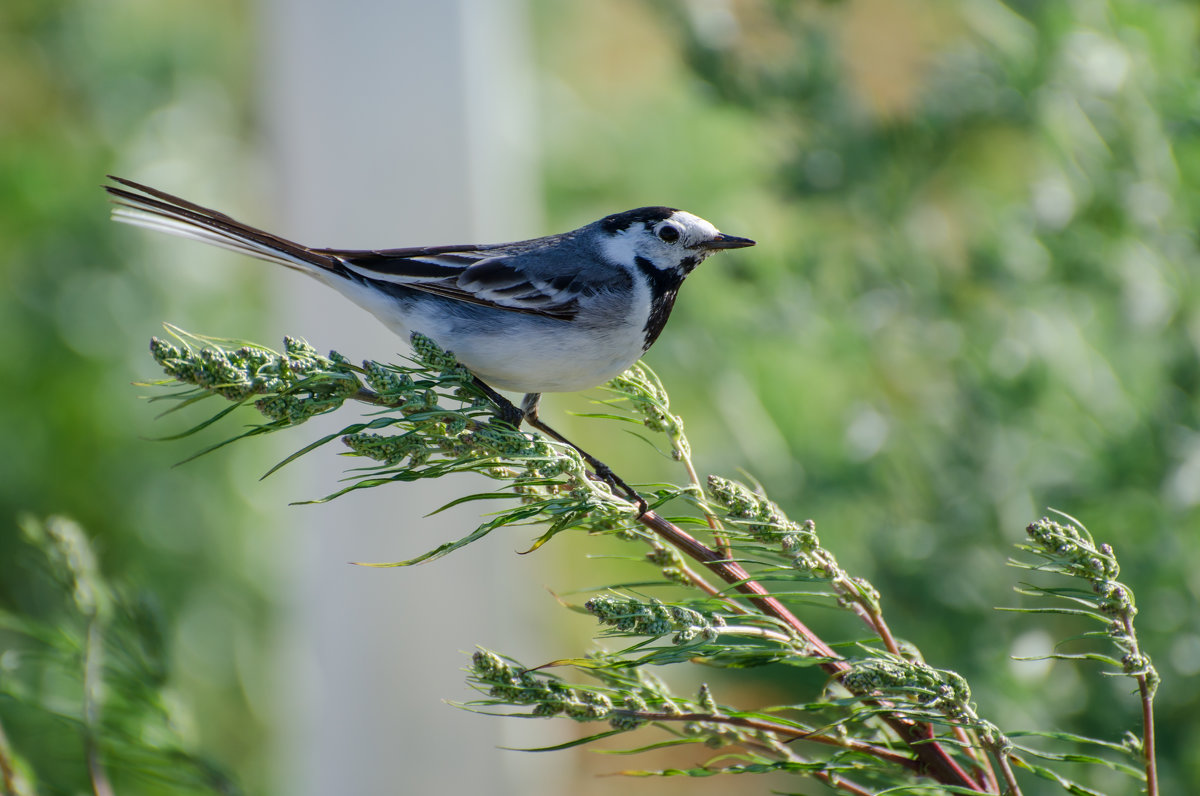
xmin=1 ymin=0 xmax=1198 ymax=794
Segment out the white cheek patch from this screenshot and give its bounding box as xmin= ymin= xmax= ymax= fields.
xmin=599 ymin=227 xmax=643 ymax=266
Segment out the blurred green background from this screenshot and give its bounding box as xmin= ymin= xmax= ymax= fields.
xmin=2 ymin=0 xmax=1198 ymax=794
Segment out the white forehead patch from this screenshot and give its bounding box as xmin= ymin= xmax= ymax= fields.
xmin=659 ymin=211 xmax=720 ymax=248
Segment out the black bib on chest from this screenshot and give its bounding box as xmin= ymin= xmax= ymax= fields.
xmin=635 ymin=256 xmax=689 ymax=351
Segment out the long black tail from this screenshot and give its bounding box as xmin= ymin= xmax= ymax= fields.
xmin=105 ymin=176 xmax=341 ymax=276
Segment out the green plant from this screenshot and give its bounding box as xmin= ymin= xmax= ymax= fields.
xmin=0 ymin=516 xmax=240 ymax=796
xmin=131 ymin=326 xmax=1159 ymax=795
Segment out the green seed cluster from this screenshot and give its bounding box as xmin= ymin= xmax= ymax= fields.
xmin=151 ymin=335 xmax=360 ymax=424
xmin=1025 ymin=517 xmax=1120 ymax=582
xmin=609 ymin=366 xmax=680 ymax=434
xmin=705 ymin=476 xmax=884 ymax=616
xmin=344 ymin=420 xmax=555 ymax=470
xmin=584 ymin=595 xmax=725 ymax=644
xmin=608 ymin=365 xmax=689 ymax=459
xmin=610 ymin=695 xmax=650 ymax=730
xmin=1026 ymin=517 xmax=1133 ymax=616
xmin=360 ymin=361 xmax=415 ymax=406
xmin=705 ymin=475 xmax=818 ymax=547
xmin=471 ymin=650 xmax=613 ymax=722
xmin=409 ymin=331 xmax=472 ymax=380
xmin=645 ymin=546 xmax=690 ymax=585
xmin=1025 ymin=517 xmax=1157 ymax=691
xmin=342 ymin=432 xmax=430 ymax=467
xmin=841 ymin=658 xmax=972 ymax=720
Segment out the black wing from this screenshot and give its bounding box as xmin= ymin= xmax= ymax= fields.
xmin=326 ymin=244 xmax=595 ymax=320
xmin=106 ymin=176 xmax=587 ymax=320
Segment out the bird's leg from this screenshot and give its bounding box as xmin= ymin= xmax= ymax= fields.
xmin=519 ymin=393 xmax=649 ymax=516
xmin=471 ymin=377 xmax=525 ymax=429
xmin=468 ymin=378 xmax=646 ymax=513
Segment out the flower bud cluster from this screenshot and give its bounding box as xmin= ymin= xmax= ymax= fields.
xmin=705 ymin=477 xmax=885 ymax=617
xmin=342 ymin=432 xmax=429 ymax=467
xmin=585 ymin=595 xmax=725 ymax=644
xmin=607 ymin=365 xmax=689 ymax=460
xmin=1025 ymin=517 xmax=1120 ymax=580
xmin=645 ymin=547 xmax=690 ymax=585
xmin=1025 ymin=518 xmax=1136 ymax=617
xmin=1024 ymin=517 xmax=1158 ymax=696
xmin=360 ymin=361 xmax=415 ymax=406
xmin=841 ymin=657 xmax=972 ymax=720
xmin=151 ymin=335 xmax=360 ymax=424
xmin=23 ymin=516 xmax=102 ymax=617
xmin=609 ymin=695 xmax=650 ymax=730
xmin=471 ymin=650 xmax=614 ymax=722
xmin=409 ymin=332 xmax=472 ymax=382
xmin=705 ymin=476 xmax=818 ymax=547
xmin=344 ymin=419 xmax=555 ymax=471
xmin=682 ymin=684 xmax=743 ymax=748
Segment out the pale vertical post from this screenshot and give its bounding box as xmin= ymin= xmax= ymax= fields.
xmin=257 ymin=1 xmax=563 ymax=793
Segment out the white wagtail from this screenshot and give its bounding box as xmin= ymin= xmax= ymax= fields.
xmin=105 ymin=176 xmax=754 ymax=509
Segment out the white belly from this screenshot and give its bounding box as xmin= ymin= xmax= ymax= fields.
xmin=446 ymin=323 xmax=645 ymax=393
xmin=335 ymin=276 xmax=650 ymax=394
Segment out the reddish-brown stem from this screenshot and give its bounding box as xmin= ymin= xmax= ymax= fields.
xmin=638 ymin=510 xmax=838 ymax=657
xmin=860 ymin=601 xmax=901 ymax=656
xmin=837 ymin=581 xmax=996 ymax=790
xmin=993 ymin=748 xmax=1023 ymax=795
xmin=1125 ymin=610 xmax=1158 ymax=796
xmin=636 ymin=508 xmax=985 ymax=792
xmin=415 ymin=386 xmax=988 ymax=791
xmin=956 ymin=726 xmax=999 ymax=792
xmin=1140 ymin=677 xmax=1158 ymax=796
xmin=680 ymin=452 xmax=731 ymax=558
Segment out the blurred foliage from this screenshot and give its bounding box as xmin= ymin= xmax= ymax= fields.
xmin=0 ymin=1 xmax=276 ymax=792
xmin=0 ymin=516 xmax=239 ymax=795
xmin=534 ymin=0 xmax=1200 ymax=792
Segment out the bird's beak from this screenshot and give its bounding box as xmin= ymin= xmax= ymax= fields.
xmin=705 ymin=233 xmax=756 ymax=250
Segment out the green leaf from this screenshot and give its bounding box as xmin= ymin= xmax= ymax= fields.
xmin=1009 ymin=754 xmax=1114 ymax=795
xmin=152 ymin=398 xmax=251 ymax=442
xmin=352 ymin=505 xmax=548 ymax=567
xmin=500 ymin=728 xmax=629 ymax=752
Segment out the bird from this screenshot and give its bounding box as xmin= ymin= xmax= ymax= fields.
xmin=105 ymin=176 xmax=755 ymax=510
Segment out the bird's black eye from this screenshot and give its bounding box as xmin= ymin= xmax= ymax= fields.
xmin=657 ymin=224 xmax=680 ymax=243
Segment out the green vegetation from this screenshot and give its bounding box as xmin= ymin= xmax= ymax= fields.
xmin=2 ymin=0 xmax=1198 ymax=793
xmin=61 ymin=329 xmax=1155 ymax=794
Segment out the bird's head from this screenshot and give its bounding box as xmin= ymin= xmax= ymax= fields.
xmin=597 ymin=207 xmax=755 ymax=275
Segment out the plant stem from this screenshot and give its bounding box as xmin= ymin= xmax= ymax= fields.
xmin=1114 ymin=606 xmax=1158 ymax=796
xmin=1140 ymin=679 xmax=1158 ymax=796
xmin=991 ymin=747 xmax=1022 ymax=796
xmin=83 ymin=609 xmax=113 ymax=796
xmin=1132 ymin=646 xmax=1158 ymax=795
xmin=679 ymin=451 xmax=731 ymax=557
xmin=956 ymin=727 xmax=999 ymax=793
xmin=347 ymin=384 xmax=987 ymax=791
xmin=636 ymin=508 xmax=985 ymax=792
